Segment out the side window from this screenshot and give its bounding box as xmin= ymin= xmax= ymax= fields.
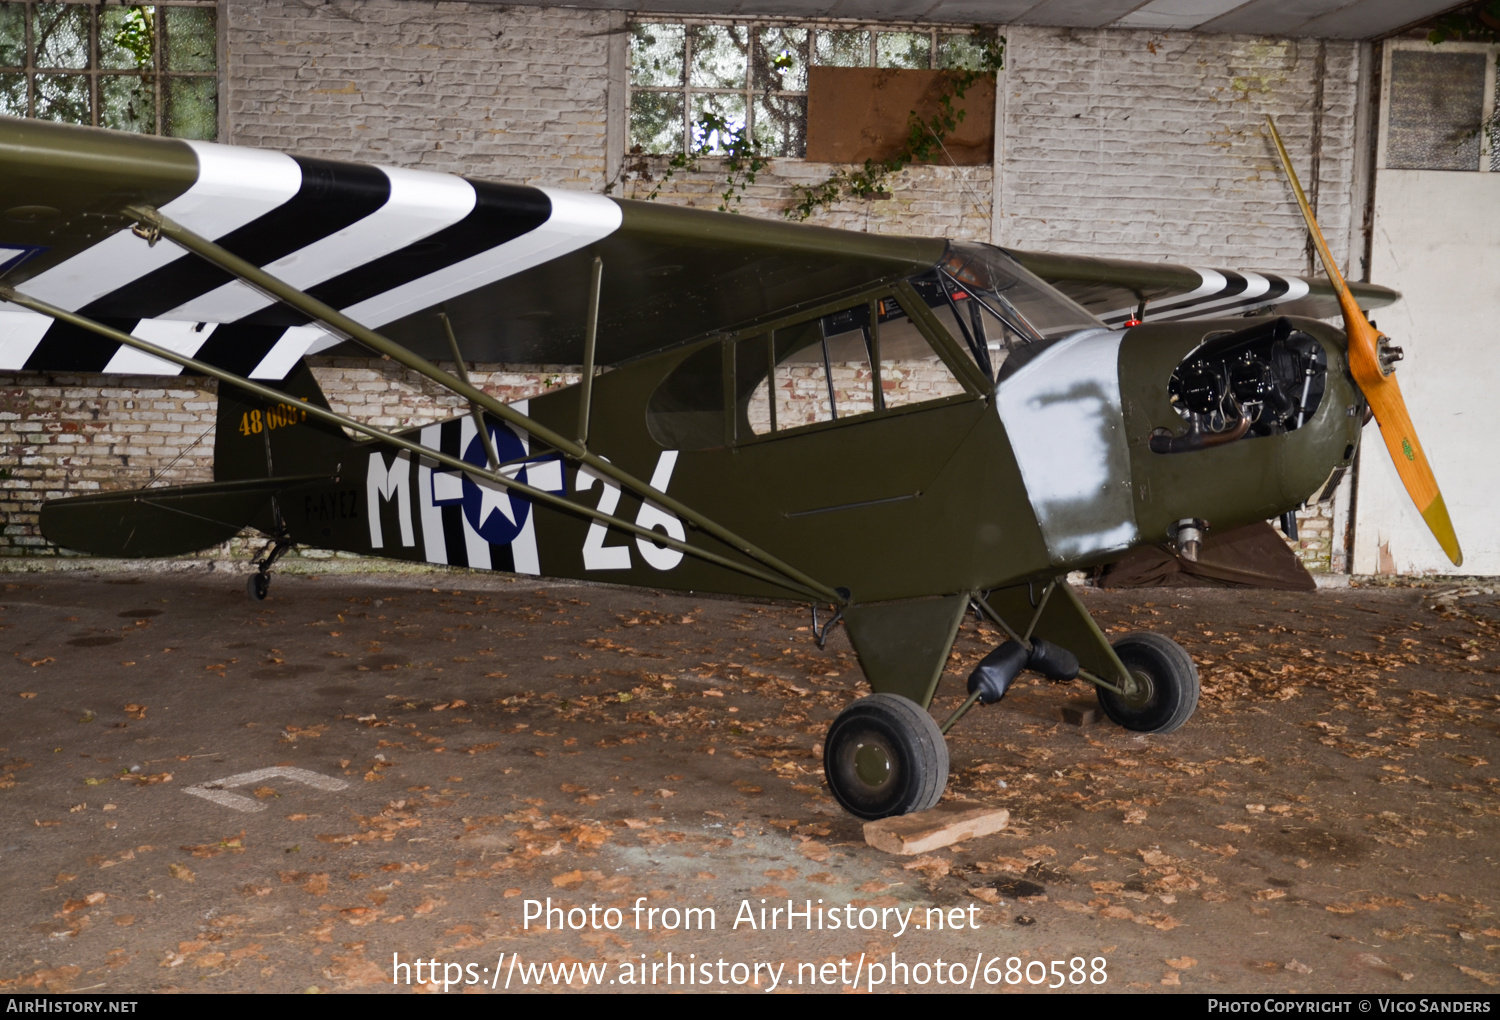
xmin=646 ymin=340 xmax=726 ymax=449
xmin=739 ymin=307 xmax=875 ymax=437
xmin=874 ymin=293 xmax=968 ymax=409
xmin=736 ymin=291 xmax=970 ymax=440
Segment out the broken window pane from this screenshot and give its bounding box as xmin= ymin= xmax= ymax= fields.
xmin=101 ymin=5 xmax=154 ymax=72
xmin=753 ymin=26 xmax=807 ymax=92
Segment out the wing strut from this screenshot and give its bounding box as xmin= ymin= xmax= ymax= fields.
xmin=114 ymin=203 xmax=844 ymax=604
xmin=439 ymin=311 xmax=500 ymax=471
xmin=0 ymin=284 xmax=836 ymax=604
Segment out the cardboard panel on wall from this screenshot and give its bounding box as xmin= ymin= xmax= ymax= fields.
xmin=805 ymin=67 xmax=994 ymax=166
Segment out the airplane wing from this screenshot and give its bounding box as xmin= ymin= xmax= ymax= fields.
xmin=1012 ymin=249 xmax=1399 ymax=327
xmin=0 ymin=116 xmax=1396 ymax=381
xmin=0 ymin=116 xmax=938 ymax=379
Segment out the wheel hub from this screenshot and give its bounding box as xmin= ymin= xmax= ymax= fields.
xmin=853 ymin=740 xmax=892 ymax=787
xmin=1120 ymin=668 xmax=1155 ymax=707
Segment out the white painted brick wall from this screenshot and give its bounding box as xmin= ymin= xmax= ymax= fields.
xmin=224 ymin=0 xmax=613 ymax=189
xmin=998 ymin=27 xmax=1360 ymax=277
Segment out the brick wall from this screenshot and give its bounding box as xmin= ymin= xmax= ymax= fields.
xmin=999 ymin=27 xmax=1360 ymax=277
xmin=0 ymin=3 xmax=1365 ymax=573
xmin=223 ymin=0 xmax=613 ymax=190
xmin=0 ymin=363 xmax=573 ymax=561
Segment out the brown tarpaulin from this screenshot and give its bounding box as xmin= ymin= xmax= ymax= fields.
xmin=1098 ymin=521 xmax=1317 ymax=590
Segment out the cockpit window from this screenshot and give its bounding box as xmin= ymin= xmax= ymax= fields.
xmin=940 ymin=242 xmax=1102 ymax=341
xmin=913 ymin=242 xmax=1104 ymax=378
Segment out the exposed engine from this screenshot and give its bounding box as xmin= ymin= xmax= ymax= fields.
xmin=1153 ymin=316 xmax=1328 ymax=454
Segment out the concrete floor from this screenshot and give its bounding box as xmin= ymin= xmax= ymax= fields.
xmin=0 ymin=568 xmax=1496 ymax=994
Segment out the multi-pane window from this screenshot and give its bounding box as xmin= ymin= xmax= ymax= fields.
xmin=629 ymin=20 xmax=993 ymax=158
xmin=0 ymin=1 xmax=217 ymax=139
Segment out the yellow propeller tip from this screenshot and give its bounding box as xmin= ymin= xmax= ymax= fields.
xmin=1420 ymin=495 xmax=1463 ymax=568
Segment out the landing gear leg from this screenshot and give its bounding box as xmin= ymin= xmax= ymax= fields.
xmin=246 ymin=535 xmax=292 ymax=601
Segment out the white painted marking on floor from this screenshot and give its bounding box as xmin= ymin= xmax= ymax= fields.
xmin=184 ymin=765 xmax=349 ymax=813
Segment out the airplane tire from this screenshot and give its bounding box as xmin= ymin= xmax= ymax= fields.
xmin=1097 ymin=632 xmax=1199 ymax=733
xmin=247 ymin=574 xmax=269 ymax=601
xmin=823 ymin=693 xmax=948 ymax=819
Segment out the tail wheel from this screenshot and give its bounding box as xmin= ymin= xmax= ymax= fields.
xmin=1097 ymin=632 xmax=1199 ymax=733
xmin=247 ymin=573 xmax=270 ymax=601
xmin=823 ymin=693 xmax=948 ymax=819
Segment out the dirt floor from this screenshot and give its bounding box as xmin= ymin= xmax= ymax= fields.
xmin=0 ymin=568 xmax=1496 ymax=995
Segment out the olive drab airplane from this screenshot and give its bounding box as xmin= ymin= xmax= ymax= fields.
xmin=0 ymin=114 xmax=1460 ymax=819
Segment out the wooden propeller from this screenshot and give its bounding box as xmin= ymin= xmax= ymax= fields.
xmin=1265 ymin=115 xmax=1462 ymax=567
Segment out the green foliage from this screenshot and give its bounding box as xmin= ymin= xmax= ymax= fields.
xmin=113 ymin=6 xmax=156 ymax=72
xmin=785 ymin=28 xmax=1004 ymax=221
xmin=1426 ymin=0 xmax=1500 ymax=43
xmin=646 ymin=110 xmax=773 ymax=213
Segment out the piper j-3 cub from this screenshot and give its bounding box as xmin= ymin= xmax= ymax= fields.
xmin=0 ymin=115 xmax=1460 ymax=819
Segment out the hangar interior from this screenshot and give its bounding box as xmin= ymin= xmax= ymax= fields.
xmin=0 ymin=0 xmax=1498 ymax=999
xmin=0 ymin=0 xmax=1493 ymax=578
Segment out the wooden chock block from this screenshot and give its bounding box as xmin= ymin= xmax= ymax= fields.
xmin=863 ymin=802 xmax=1009 ymax=856
xmin=1059 ymin=700 xmax=1100 ymax=726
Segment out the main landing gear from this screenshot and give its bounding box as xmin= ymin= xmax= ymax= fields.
xmin=819 ymin=587 xmax=1201 ymax=820
xmin=246 ymin=534 xmax=292 ymax=601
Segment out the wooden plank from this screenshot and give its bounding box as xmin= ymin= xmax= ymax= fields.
xmin=863 ymin=802 xmax=1008 ymax=855
xmin=805 ymin=67 xmax=995 ymax=166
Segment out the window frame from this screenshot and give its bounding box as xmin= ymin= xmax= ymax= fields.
xmin=722 ymin=279 xmax=988 ymax=447
xmin=627 ymin=15 xmax=994 ymax=161
xmin=0 ymin=0 xmax=220 ymax=140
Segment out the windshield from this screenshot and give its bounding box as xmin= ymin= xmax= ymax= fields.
xmin=937 ymin=242 xmax=1103 ymax=345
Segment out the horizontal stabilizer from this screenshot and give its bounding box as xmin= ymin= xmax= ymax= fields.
xmin=40 ymin=475 xmax=326 ymax=557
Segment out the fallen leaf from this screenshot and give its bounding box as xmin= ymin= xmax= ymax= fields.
xmin=902 ymin=856 xmax=950 ymax=878
xmin=124 ymin=704 xmax=146 ymax=720
xmin=1165 ymin=957 xmax=1197 ymax=969
xmin=1457 ymin=966 xmax=1499 ymax=986
xmin=1286 ymin=960 xmax=1313 ymax=974
xmin=168 ymin=863 xmax=195 ymax=883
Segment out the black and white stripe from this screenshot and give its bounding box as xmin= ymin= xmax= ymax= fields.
xmin=3 ymin=140 xmax=622 ymax=379
xmin=1098 ymin=269 xmax=1310 ymax=327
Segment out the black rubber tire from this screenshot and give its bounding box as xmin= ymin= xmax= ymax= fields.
xmin=247 ymin=574 xmax=269 ymax=601
xmin=1097 ymin=632 xmax=1199 ymax=733
xmin=823 ymin=693 xmax=949 ymax=820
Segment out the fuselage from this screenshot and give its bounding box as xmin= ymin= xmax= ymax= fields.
xmin=310 ymin=310 xmax=1362 ymax=605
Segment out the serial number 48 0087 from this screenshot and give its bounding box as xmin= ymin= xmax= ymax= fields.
xmin=986 ymin=957 xmax=1107 ymax=987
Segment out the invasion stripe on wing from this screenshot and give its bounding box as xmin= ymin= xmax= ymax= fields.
xmin=164 ymin=165 xmax=477 ymax=324
xmin=1100 ymin=269 xmax=1307 ymax=325
xmin=3 ymin=141 xmax=622 ymax=379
